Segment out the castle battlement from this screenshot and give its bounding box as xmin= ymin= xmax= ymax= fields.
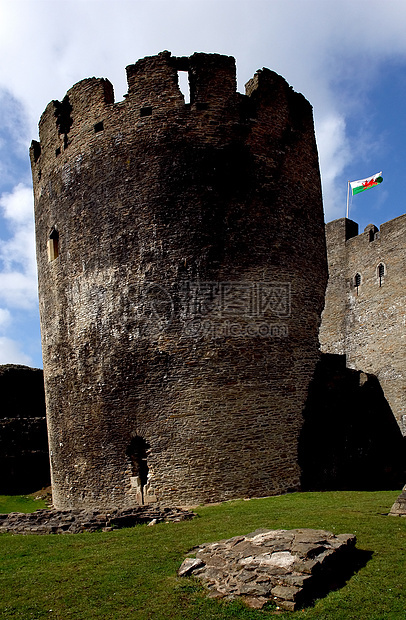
xmin=30 ymin=51 xmax=313 ymax=198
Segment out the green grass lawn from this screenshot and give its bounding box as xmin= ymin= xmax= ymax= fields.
xmin=0 ymin=490 xmax=404 ymax=619
xmin=0 ymin=495 xmax=48 ymax=514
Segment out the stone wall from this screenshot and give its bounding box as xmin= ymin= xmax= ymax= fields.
xmin=0 ymin=365 xmax=50 ymax=493
xmin=0 ymin=364 xmax=46 ymax=418
xmin=320 ymin=216 xmax=406 ymax=435
xmin=30 ymin=52 xmax=327 ymax=510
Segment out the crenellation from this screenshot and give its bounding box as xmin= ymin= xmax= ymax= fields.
xmin=30 ymin=139 xmax=41 ymax=163
xmin=187 ymin=52 xmax=236 ymax=105
xmin=34 ymin=77 xmax=115 ymax=174
xmin=126 ymin=51 xmax=184 ymax=110
xmin=245 ymin=68 xmax=311 ymax=131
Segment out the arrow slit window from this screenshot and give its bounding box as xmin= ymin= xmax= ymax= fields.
xmin=47 ymin=228 xmax=59 ymax=262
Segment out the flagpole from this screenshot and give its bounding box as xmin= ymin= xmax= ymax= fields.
xmin=346 ymin=181 xmax=350 ymax=219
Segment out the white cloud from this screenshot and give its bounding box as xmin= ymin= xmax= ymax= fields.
xmin=0 ymin=0 xmax=404 ymax=129
xmin=1 ymin=2 xmax=406 ymax=209
xmin=0 ymin=89 xmax=31 ymax=193
xmin=0 ymin=336 xmax=32 ymax=365
xmin=0 ymin=307 xmax=11 ymax=330
xmin=316 ymin=114 xmax=351 ymax=221
xmin=1 ymin=0 xmax=404 ymax=222
xmin=0 ymin=272 xmax=37 ymax=309
xmin=0 ymin=0 xmax=405 ymax=369
xmin=0 ymin=183 xmax=37 ymax=309
xmin=0 ymin=182 xmax=34 ymax=224
xmin=0 ymin=89 xmax=30 ymax=151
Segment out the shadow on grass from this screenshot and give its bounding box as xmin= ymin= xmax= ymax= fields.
xmin=302 ymin=547 xmax=373 ymax=609
xmin=176 ymin=545 xmax=373 ymax=613
xmin=177 ymin=548 xmax=373 ymax=609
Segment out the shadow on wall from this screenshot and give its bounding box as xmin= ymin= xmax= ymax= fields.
xmin=2 ymin=357 xmax=404 ymax=497
xmin=299 ymin=354 xmax=406 ymax=491
xmin=0 ymin=365 xmax=51 ymax=494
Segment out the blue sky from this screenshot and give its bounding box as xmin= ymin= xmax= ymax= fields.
xmin=1 ymin=0 xmax=406 ymax=368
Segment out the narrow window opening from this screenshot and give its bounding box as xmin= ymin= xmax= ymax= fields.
xmin=354 ymin=273 xmax=361 ymax=295
xmin=126 ymin=436 xmax=150 ymax=505
xmin=94 ymin=121 xmax=104 ymax=133
xmin=369 ymin=229 xmax=375 ymax=242
xmin=140 ymin=106 xmax=152 ymax=117
xmin=55 ymin=147 xmax=61 ymax=157
xmin=378 ymin=263 xmax=385 ymax=287
xmin=177 ymin=70 xmax=190 ymax=104
xmin=47 ymin=227 xmax=59 ymax=262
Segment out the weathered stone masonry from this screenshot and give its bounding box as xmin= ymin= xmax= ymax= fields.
xmin=320 ymin=215 xmax=406 ymax=435
xmin=30 ymin=52 xmax=327 ymax=510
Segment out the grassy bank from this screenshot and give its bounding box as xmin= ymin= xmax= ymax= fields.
xmin=0 ymin=494 xmax=48 ymax=514
xmin=0 ymin=490 xmax=404 ymax=619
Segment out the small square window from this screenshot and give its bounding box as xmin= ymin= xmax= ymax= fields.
xmin=94 ymin=121 xmax=104 ymax=133
xmin=140 ymin=106 xmax=152 ymax=117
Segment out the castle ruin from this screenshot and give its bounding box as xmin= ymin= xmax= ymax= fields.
xmin=30 ymin=52 xmax=327 ymax=510
xmin=320 ymin=216 xmax=406 ymax=435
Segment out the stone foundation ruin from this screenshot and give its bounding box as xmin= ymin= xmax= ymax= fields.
xmin=178 ymin=528 xmax=359 ymax=611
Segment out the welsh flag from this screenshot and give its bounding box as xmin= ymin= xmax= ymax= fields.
xmin=350 ymin=172 xmax=383 ymax=195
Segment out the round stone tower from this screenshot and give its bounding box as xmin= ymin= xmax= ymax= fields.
xmin=30 ymin=52 xmax=327 ymax=510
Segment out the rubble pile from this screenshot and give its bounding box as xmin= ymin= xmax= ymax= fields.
xmin=0 ymin=505 xmax=195 ymax=534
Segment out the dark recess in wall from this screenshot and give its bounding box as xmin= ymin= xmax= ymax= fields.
xmin=0 ymin=365 xmax=50 ymax=494
xmin=299 ymin=353 xmax=405 ymax=491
